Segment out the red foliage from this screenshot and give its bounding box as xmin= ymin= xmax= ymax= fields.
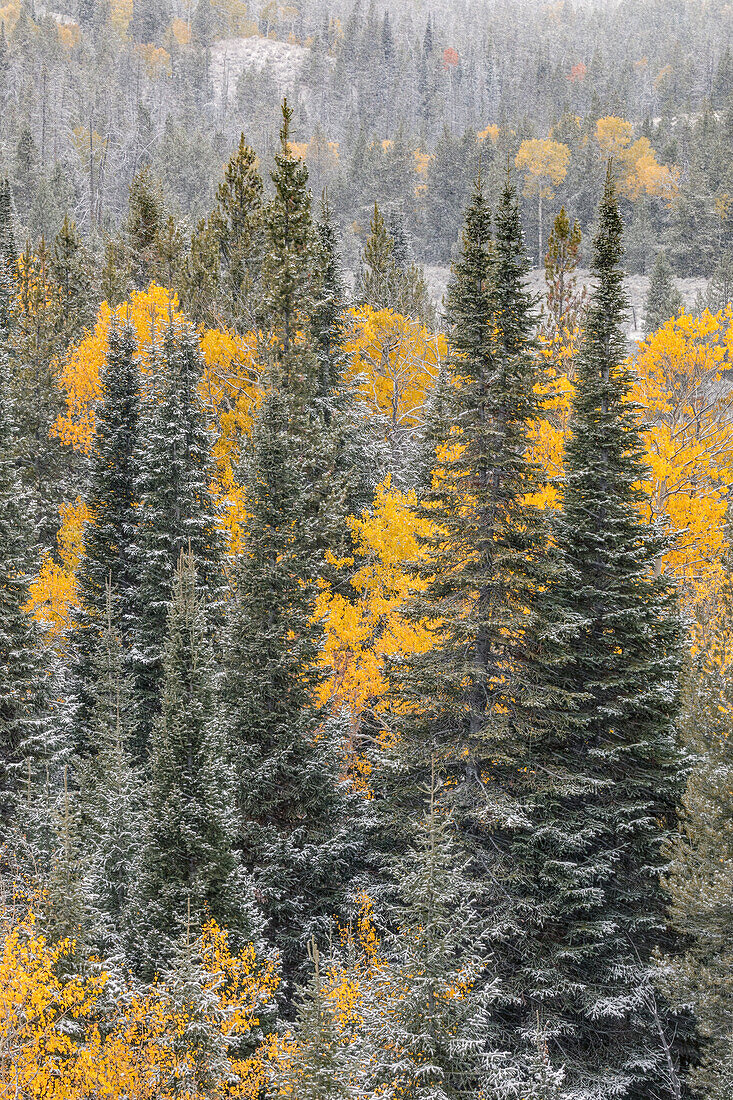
xmin=567 ymin=62 xmax=586 ymax=82
xmin=443 ymin=47 xmax=459 ymax=69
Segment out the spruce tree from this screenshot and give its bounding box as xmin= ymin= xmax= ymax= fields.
xmin=0 ymin=177 xmax=16 ymax=334
xmin=222 ymin=380 xmax=360 ymax=985
xmin=644 ymin=251 xmax=683 ymax=335
xmin=138 ymin=552 xmax=257 ymax=972
xmin=0 ymin=348 xmax=40 ymax=830
xmin=541 ymin=205 xmax=587 ymax=340
xmin=68 ymin=321 xmax=141 ymax=754
xmin=262 ymin=98 xmax=316 ymax=366
xmin=132 ymin=320 xmax=224 ymax=742
xmin=528 ymin=168 xmax=687 ymax=1097
xmin=663 ymin=518 xmax=733 ymax=1099
xmin=224 ymin=139 xmax=360 ymax=981
xmin=79 ymin=582 xmax=142 ymax=957
xmin=395 ymin=173 xmax=547 ymax=783
xmin=356 ymin=202 xmax=399 ymax=312
xmin=51 ymin=215 xmax=96 ymax=346
xmin=210 ymin=134 xmax=265 ymax=332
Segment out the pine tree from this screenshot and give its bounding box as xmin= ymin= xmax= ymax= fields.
xmin=262 ymin=98 xmax=316 ymax=366
xmin=644 ymin=251 xmax=683 ymax=335
xmin=138 ymin=551 xmax=257 ymax=972
xmin=0 ymin=177 xmax=16 ymax=334
xmin=79 ymin=582 xmax=142 ymax=957
xmin=529 ymin=167 xmax=687 ymax=1097
xmin=51 ymin=215 xmax=96 ymax=347
xmin=356 ymin=203 xmax=399 ymax=311
xmin=541 ymin=205 xmax=587 ymax=340
xmin=395 ymin=173 xmax=547 ymax=783
xmin=132 ymin=321 xmax=224 ymax=743
xmin=210 ymin=134 xmax=265 ymax=332
xmin=0 ymin=348 xmax=40 ymax=830
xmin=122 ymin=166 xmax=171 ymax=291
xmin=663 ymin=517 xmax=733 ymax=1099
xmin=224 ymin=157 xmax=359 ymax=979
xmin=222 ymin=378 xmax=360 ymax=985
xmin=363 ymin=767 xmax=497 ymax=1100
xmin=68 ymin=321 xmax=141 ymax=754
xmin=312 ymin=196 xmax=382 ymax=515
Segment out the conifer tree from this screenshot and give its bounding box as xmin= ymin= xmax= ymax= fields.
xmin=225 ymin=140 xmax=359 ymax=979
xmin=396 ymin=173 xmax=547 ymax=782
xmin=356 ymin=203 xmax=399 ymax=312
xmin=541 ymin=205 xmax=587 ymax=340
xmin=222 ymin=380 xmax=359 ymax=983
xmin=663 ymin=517 xmax=733 ymax=1099
xmin=51 ymin=215 xmax=96 ymax=346
xmin=79 ymin=582 xmax=141 ymax=957
xmin=528 ymin=167 xmax=687 ymax=1096
xmin=644 ymin=250 xmax=683 ymax=335
xmin=312 ymin=196 xmax=381 ymax=514
xmin=0 ymin=349 xmax=40 ymax=830
xmin=262 ymin=99 xmax=316 ymax=367
xmin=68 ymin=321 xmax=141 ymax=754
xmin=210 ymin=134 xmax=264 ymax=331
xmin=138 ymin=552 xmax=257 ymax=972
xmin=0 ymin=177 xmax=16 ymax=334
xmin=132 ymin=321 xmax=224 ymax=742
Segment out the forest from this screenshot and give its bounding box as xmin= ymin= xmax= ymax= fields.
xmin=1 ymin=0 xmax=733 ymax=1097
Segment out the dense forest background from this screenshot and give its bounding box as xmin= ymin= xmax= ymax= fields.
xmin=3 ymin=1 xmax=733 ymax=1098
xmin=2 ymin=0 xmax=733 ymax=275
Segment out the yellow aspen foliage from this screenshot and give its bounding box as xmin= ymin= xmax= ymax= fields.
xmin=515 ymin=138 xmax=571 ymax=195
xmin=634 ymin=307 xmax=733 ymax=595
xmin=26 ymin=498 xmax=91 ymax=637
xmin=527 ymin=330 xmax=578 ymax=508
xmin=315 ymin=478 xmax=435 ymax=776
xmin=52 ymin=284 xmax=263 ymax=581
xmin=529 ymin=306 xmax=733 ymax=607
xmin=0 ymin=908 xmax=278 ymax=1100
xmin=344 ymin=305 xmax=447 ymax=464
xmin=594 ymin=117 xmax=679 ymax=204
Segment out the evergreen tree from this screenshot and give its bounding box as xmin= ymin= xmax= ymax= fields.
xmin=8 ymin=239 xmax=69 ymax=549
xmin=222 ymin=377 xmax=360 ymax=984
xmin=663 ymin=518 xmax=733 ymax=1099
xmin=0 ymin=177 xmax=16 ymax=334
xmin=51 ymin=215 xmax=96 ymax=347
xmin=644 ymin=251 xmax=683 ymax=335
xmin=262 ymin=98 xmax=316 ymax=365
xmin=68 ymin=321 xmax=141 ymax=754
xmin=396 ymin=173 xmax=547 ymax=783
xmin=0 ymin=348 xmax=40 ymax=830
xmin=132 ymin=321 xmax=224 ymax=743
xmin=121 ymin=166 xmax=171 ymax=291
xmin=541 ymin=205 xmax=587 ymax=340
xmin=210 ymin=134 xmax=264 ymax=332
xmin=224 ymin=160 xmax=359 ymax=980
xmin=138 ymin=551 xmax=257 ymax=972
xmin=357 ymin=202 xmax=435 ymax=325
xmin=530 ymin=167 xmax=687 ymax=1096
xmin=363 ymin=769 xmax=496 ymax=1099
xmin=79 ymin=582 xmax=141 ymax=957
xmin=356 ymin=202 xmax=399 ymax=311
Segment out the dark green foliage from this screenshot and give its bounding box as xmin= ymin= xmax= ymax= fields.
xmin=68 ymin=321 xmax=141 ymax=754
xmin=644 ymin=251 xmax=683 ymax=335
xmin=0 ymin=350 xmax=40 ymax=829
xmin=138 ymin=551 xmax=258 ymax=971
xmin=529 ymin=169 xmax=687 ymax=1096
xmin=210 ymin=134 xmax=264 ymax=331
xmin=132 ymin=321 xmax=224 ymax=743
xmin=51 ymin=216 xmax=96 ymax=346
xmin=262 ymin=99 xmax=316 ymax=361
xmin=78 ymin=585 xmax=141 ymax=956
xmin=357 ymin=202 xmax=434 ymax=325
xmin=0 ymin=178 xmax=16 ymax=335
xmin=664 ymin=522 xmax=733 ymax=1098
xmin=222 ymin=372 xmax=359 ymax=983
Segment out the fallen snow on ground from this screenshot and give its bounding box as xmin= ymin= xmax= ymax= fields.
xmin=211 ymin=36 xmax=309 ymax=103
